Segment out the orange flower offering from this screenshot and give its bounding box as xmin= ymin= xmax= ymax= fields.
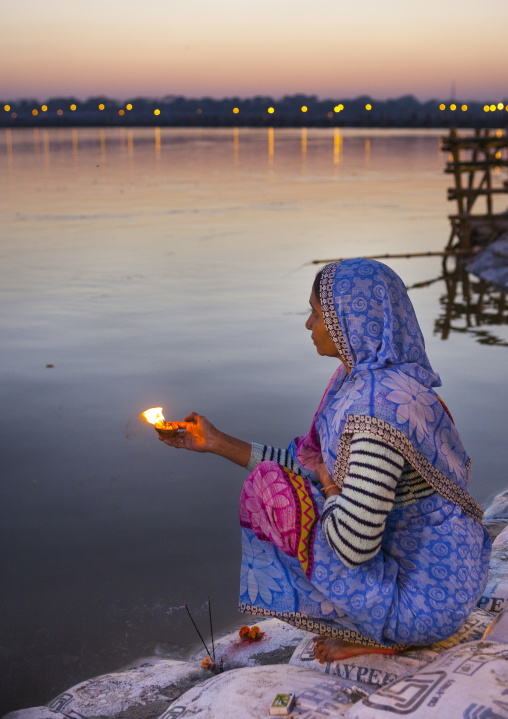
xmin=249 ymin=625 xmax=262 ymax=640
xmin=239 ymin=624 xmax=263 ymax=641
xmin=201 ymin=656 xmax=213 ymax=669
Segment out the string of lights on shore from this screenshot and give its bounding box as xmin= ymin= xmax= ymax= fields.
xmin=2 ymin=101 xmax=508 ymax=120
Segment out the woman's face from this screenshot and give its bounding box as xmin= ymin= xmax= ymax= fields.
xmin=305 ymin=288 xmax=341 ymax=358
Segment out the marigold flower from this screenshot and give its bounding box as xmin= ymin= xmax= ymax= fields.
xmin=201 ymin=656 xmax=212 ymax=669
xmin=249 ymin=625 xmax=261 ymax=640
xmin=239 ymin=625 xmax=251 ymax=638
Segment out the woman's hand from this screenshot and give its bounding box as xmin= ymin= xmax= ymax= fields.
xmin=160 ymin=412 xmax=252 ymax=467
xmin=315 ymin=455 xmax=340 ymax=497
xmin=160 ymin=412 xmax=219 ymax=453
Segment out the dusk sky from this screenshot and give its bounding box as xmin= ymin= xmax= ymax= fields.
xmin=2 ymin=0 xmax=507 ymax=102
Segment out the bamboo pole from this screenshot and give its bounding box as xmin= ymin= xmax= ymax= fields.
xmin=450 ymin=128 xmax=465 ymax=222
xmin=448 ymin=187 xmax=506 ymax=199
xmin=445 ymin=160 xmax=508 ymax=171
xmin=485 ymin=133 xmax=494 ymax=216
xmin=467 ymin=129 xmax=480 ymax=213
xmin=308 ymin=249 xmax=478 ymax=266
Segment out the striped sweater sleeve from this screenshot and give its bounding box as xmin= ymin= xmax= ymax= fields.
xmin=246 ymin=443 xmax=303 ymax=475
xmin=321 ymin=433 xmax=404 ymax=568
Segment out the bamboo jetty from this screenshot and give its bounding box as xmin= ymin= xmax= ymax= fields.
xmin=443 ymin=127 xmax=508 ymax=254
xmin=310 ymin=128 xmax=508 ymax=270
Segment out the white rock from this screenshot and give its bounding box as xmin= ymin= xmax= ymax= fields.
xmin=289 ymin=607 xmax=494 ymax=687
xmin=477 ymin=529 xmax=508 ymax=615
xmin=188 ymin=618 xmax=309 ymax=669
xmin=484 ymin=519 xmax=508 ymax=541
xmin=2 ymin=709 xmax=69 ymax=719
xmin=482 ymin=606 xmax=508 ymax=644
xmin=483 ymin=488 xmax=508 ymax=539
xmin=46 ymin=659 xmax=205 ymax=719
xmin=484 ymin=489 xmax=508 ymax=519
xmin=158 ymin=664 xmax=373 ymax=719
xmin=494 ymin=525 xmax=508 ymax=547
xmin=345 ymin=640 xmax=508 ymax=718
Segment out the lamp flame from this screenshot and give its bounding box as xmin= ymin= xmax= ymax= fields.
xmin=141 ymin=407 xmax=165 ymax=426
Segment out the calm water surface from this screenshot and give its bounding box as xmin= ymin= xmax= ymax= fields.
xmin=1 ymin=127 xmax=507 ymax=712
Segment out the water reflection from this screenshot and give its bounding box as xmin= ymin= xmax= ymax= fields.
xmin=57 ymin=126 xmax=65 ymax=152
xmin=301 ymin=127 xmax=307 ymax=168
xmin=5 ymin=128 xmax=13 ymax=169
xmin=333 ymin=127 xmax=341 ymax=177
xmin=409 ymin=264 xmax=508 ymax=347
xmin=33 ymin=127 xmax=40 ymax=157
xmin=233 ymin=127 xmax=239 ymax=162
xmin=436 ymin=265 xmax=507 ymax=346
xmin=100 ymin=128 xmax=107 ymax=162
xmin=72 ymin=128 xmax=79 ymax=163
xmin=119 ymin=126 xmax=126 ymax=153
xmin=43 ymin=130 xmax=50 ymax=167
xmin=155 ymin=126 xmax=161 ymax=160
xmin=268 ymin=126 xmax=274 ymax=165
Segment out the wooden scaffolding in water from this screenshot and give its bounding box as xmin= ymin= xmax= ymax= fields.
xmin=443 ymin=127 xmax=508 ymax=252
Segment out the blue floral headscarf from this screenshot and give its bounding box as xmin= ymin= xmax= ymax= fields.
xmin=316 ymin=259 xmax=482 ymax=521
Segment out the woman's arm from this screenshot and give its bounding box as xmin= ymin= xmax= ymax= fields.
xmin=315 ymin=456 xmax=341 ymax=496
xmin=320 ymin=433 xmax=404 ymax=568
xmin=160 ymin=412 xmax=251 ymax=468
xmin=246 ymin=444 xmax=305 ymax=475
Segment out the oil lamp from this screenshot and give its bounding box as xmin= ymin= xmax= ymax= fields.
xmin=141 ymin=407 xmax=181 ymax=438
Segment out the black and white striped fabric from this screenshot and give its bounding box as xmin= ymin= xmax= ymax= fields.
xmin=245 ymin=432 xmax=435 ymax=568
xmin=246 ymin=442 xmax=304 ymax=476
xmin=393 ymin=464 xmax=435 ymax=509
xmin=321 ymin=433 xmax=405 ymax=567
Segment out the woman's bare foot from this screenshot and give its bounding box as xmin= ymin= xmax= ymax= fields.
xmin=313 ymin=636 xmax=399 ymax=663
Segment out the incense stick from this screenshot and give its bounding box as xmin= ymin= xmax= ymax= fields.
xmin=184 ymin=603 xmax=212 ymax=659
xmin=208 ymin=596 xmax=216 ymax=662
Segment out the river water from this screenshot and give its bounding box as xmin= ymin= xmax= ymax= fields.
xmin=1 ymin=127 xmax=506 ymax=713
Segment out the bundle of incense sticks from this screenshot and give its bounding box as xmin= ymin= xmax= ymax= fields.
xmin=184 ymin=597 xmax=219 ymax=671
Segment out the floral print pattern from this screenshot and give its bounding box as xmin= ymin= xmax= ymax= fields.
xmin=331 ymin=378 xmax=366 ymax=426
xmin=239 ymin=259 xmax=491 ymax=646
xmin=240 ymin=529 xmax=284 ymax=605
xmin=381 ymin=371 xmax=437 ymax=444
xmin=314 ymin=259 xmax=482 ymax=516
xmin=239 ymin=463 xmax=297 ymax=553
xmin=240 ymin=469 xmax=491 ymax=645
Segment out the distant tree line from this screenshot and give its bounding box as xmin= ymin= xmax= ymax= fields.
xmin=1 ymin=94 xmax=507 ymax=128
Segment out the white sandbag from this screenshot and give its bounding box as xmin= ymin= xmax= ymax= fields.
xmin=46 ymin=659 xmax=205 ymax=719
xmin=289 ymin=607 xmax=494 ymax=686
xmin=2 ymin=709 xmax=70 ymax=719
xmin=485 ymin=519 xmax=508 ymax=541
xmin=483 ymin=488 xmax=508 ymax=540
xmin=494 ymin=525 xmax=508 ymax=546
xmin=477 ymin=529 xmax=508 ymax=614
xmin=188 ymin=618 xmax=310 ymax=669
xmin=120 ymin=657 xmax=170 ymax=670
xmin=158 ymin=664 xmax=374 ymax=719
xmin=483 ymin=606 xmax=508 ymax=644
xmin=345 ymin=640 xmax=508 ymax=718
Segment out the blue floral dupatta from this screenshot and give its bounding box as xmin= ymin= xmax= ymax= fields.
xmin=316 ymin=259 xmax=481 ymax=520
